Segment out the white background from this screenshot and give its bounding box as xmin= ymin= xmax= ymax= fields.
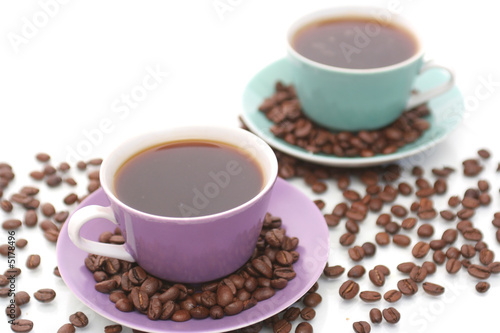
xmin=1 ymin=0 xmax=500 ymax=332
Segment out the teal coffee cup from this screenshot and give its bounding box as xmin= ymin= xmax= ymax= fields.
xmin=286 ymin=7 xmax=455 ymax=131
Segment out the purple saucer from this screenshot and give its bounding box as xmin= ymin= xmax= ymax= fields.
xmin=56 ymin=178 xmax=329 ymax=333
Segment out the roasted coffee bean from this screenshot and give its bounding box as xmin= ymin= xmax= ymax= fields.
xmin=374 ymin=265 xmax=390 ymax=276
xmin=24 ymin=210 xmax=38 ymax=227
xmin=353 ymin=321 xmax=371 ymax=333
xmin=274 ymin=266 xmax=296 ymax=280
xmin=376 ymin=214 xmax=391 ymax=226
xmin=273 ymin=318 xmax=291 ymax=333
xmin=433 ymin=250 xmax=446 ymax=265
xmin=412 ymin=241 xmax=430 ymax=258
xmin=476 ymin=281 xmax=490 ymax=293
xmin=468 ymin=264 xmax=491 ymax=279
xmin=95 ymin=279 xmax=117 ymax=293
xmin=283 ymin=306 xmax=301 ymax=322
xmin=420 ymin=282 xmax=445 ymax=296
xmin=461 ymin=244 xmax=476 ymax=258
xmin=30 ymin=170 xmax=44 ymax=180
xmin=109 ymin=290 xmax=126 ymax=303
xmin=57 ymin=323 xmax=75 ymax=333
xmin=339 ymin=233 xmax=356 ymax=247
xmin=332 ymin=203 xmax=348 ymax=217
xmin=63 ymin=193 xmax=78 ymax=205
xmin=383 ymin=307 xmax=401 ymax=324
xmin=0 ymin=200 xmax=13 ymax=212
xmin=475 ymin=241 xmax=488 ymax=251
xmin=434 ymin=178 xmax=447 ymax=194
xmin=370 ymin=308 xmax=383 ymax=324
xmin=36 ymin=152 xmax=51 ymax=162
xmin=224 ymin=300 xmax=244 ymax=316
xmin=128 ymin=266 xmax=147 ymax=285
xmin=300 ymin=307 xmax=316 ymax=321
xmin=5 ymin=267 xmax=22 ymax=277
xmin=324 ymin=214 xmax=340 ymax=227
xmin=446 ymin=247 xmax=461 ymax=260
xmin=479 ymin=249 xmax=494 ymax=265
xmin=422 ymin=261 xmax=436 ymax=274
xmin=2 ymin=219 xmax=22 ymax=230
xmin=398 ymin=182 xmax=412 ymax=195
xmin=391 ymin=205 xmax=408 ymax=217
xmin=429 ymin=239 xmax=446 ymax=251
xmin=46 ymin=174 xmax=62 ymax=187
xmin=397 ymin=262 xmax=416 ymax=274
xmin=44 ymin=229 xmax=59 ymax=242
xmin=26 ymin=254 xmax=41 ymax=269
xmin=11 ymin=319 xmax=34 ymax=332
xmin=385 ymin=221 xmax=400 ymax=234
xmin=345 ymin=219 xmax=359 ymax=234
xmin=295 ymin=322 xmax=313 ymax=333
xmin=416 ymin=187 xmax=435 ymax=197
xmin=348 ymin=265 xmax=366 ymax=278
xmin=409 ymin=266 xmax=427 ymax=282
xmin=131 ymin=287 xmax=149 ymax=312
xmin=417 ymin=224 xmax=434 ymax=238
xmin=393 ymin=234 xmax=411 ymax=247
xmin=368 ymin=269 xmax=385 ymax=287
xmin=397 ymin=278 xmax=418 ymax=295
xmin=457 ymin=220 xmax=473 ymax=232
xmin=34 ymin=288 xmax=56 ymax=302
xmin=252 ymin=287 xmax=275 ymax=301
xmin=384 ymin=289 xmax=402 ymax=303
xmin=343 ymin=190 xmax=361 ymax=201
xmin=463 ymin=228 xmax=482 ymax=241
xmin=171 ymin=309 xmax=191 ymax=322
xmin=6 ymin=303 xmax=21 ymax=318
xmin=488 ymin=262 xmax=500 ymax=274
xmin=401 ymin=217 xmax=417 ymax=230
xmin=440 ymin=210 xmax=456 ymax=221
xmin=303 ymin=292 xmax=322 ymax=307
xmin=14 ymin=291 xmax=30 ymax=306
xmin=477 ymin=179 xmax=489 ymax=192
xmin=479 ymin=192 xmax=491 ymax=205
xmin=314 ymin=199 xmax=325 ymax=210
xmin=324 ymin=265 xmax=345 ymax=278
xmin=462 ymin=197 xmax=480 ymax=209
xmin=442 ymin=229 xmax=458 ymax=244
xmin=104 ymin=324 xmax=123 ymax=333
xmin=446 ymin=258 xmax=462 ymax=274
xmin=348 ymin=246 xmax=365 ymax=261
xmin=252 ymin=258 xmax=273 ymax=278
xmin=339 ymin=280 xmax=360 ymax=300
xmin=359 ymin=291 xmax=381 ymax=302
xmin=477 ymin=149 xmax=490 ymax=159
xmin=375 ymin=232 xmax=390 ymax=246
xmin=362 ymin=242 xmax=376 ymax=257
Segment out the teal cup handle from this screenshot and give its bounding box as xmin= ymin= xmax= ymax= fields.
xmin=286 ymin=7 xmax=455 ymax=132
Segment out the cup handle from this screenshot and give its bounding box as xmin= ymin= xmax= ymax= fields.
xmin=68 ymin=205 xmax=135 ymax=262
xmin=406 ymin=61 xmax=455 ymax=110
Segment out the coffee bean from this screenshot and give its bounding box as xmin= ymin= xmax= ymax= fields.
xmin=353 ymin=321 xmax=371 ymax=333
xmin=383 ymin=307 xmax=401 ymax=324
xmin=417 ymin=224 xmax=434 ymax=238
xmin=376 ymin=214 xmax=391 ymax=226
xmin=401 ymin=217 xmax=417 ymax=230
xmin=446 ymin=258 xmax=462 ymax=274
xmin=312 ymin=182 xmax=327 ymax=193
xmin=343 ymin=190 xmax=361 ymax=201
xmin=476 ymin=281 xmax=490 ymax=293
xmin=296 ymin=322 xmax=313 ymax=333
xmin=397 ymin=262 xmax=416 ymax=273
xmin=303 ymin=292 xmax=322 ymax=308
xmin=324 ymin=214 xmax=340 ymax=227
xmin=368 ymin=269 xmax=385 ymax=287
xmin=57 ymin=323 xmax=75 ymax=333
xmin=468 ymin=264 xmax=491 ymax=279
xmin=300 ymin=307 xmax=316 ymax=320
xmin=23 ymin=210 xmax=38 ymax=227
xmin=412 ymin=241 xmax=430 ymax=258
xmin=34 ymin=288 xmax=56 ymax=302
xmin=14 ymin=291 xmax=30 ymax=306
xmin=398 ymin=182 xmax=412 ymax=195
xmin=463 ymin=228 xmax=483 ymax=241
xmin=2 ymin=219 xmax=22 ymax=230
xmin=54 ymin=211 xmax=69 ymax=223
xmin=273 ymin=318 xmax=291 ymax=333
xmin=46 ymin=174 xmax=62 ymax=187
xmin=488 ymin=262 xmax=500 ymax=273
xmin=252 ymin=287 xmax=275 ymax=301
xmin=422 ymin=261 xmax=436 ymax=274
xmin=416 ymin=187 xmax=435 ymax=197
xmin=442 ymin=229 xmax=458 ymax=244
xmin=63 ymin=193 xmax=78 ymax=205
xmin=283 ymin=306 xmax=300 ymax=322
xmin=391 ymin=205 xmax=407 ymax=217
xmin=393 ymin=234 xmax=411 ymax=247
xmin=384 ymin=289 xmax=402 ymax=303
xmin=479 ymin=249 xmax=494 ymax=265
xmin=422 ymin=282 xmax=445 ymax=295
xmin=104 ymin=324 xmax=123 ymax=333
xmin=348 ymin=265 xmax=366 ymax=278
xmin=375 ymin=232 xmax=390 ymax=246
xmin=324 ymin=265 xmax=345 ymax=278
xmin=446 ymin=247 xmax=461 ymax=260
xmin=224 ymin=300 xmax=244 ymax=316
xmin=0 ymin=200 xmax=12 ymax=212
xmin=475 ymin=240 xmax=488 ymax=251
xmin=11 ymin=319 xmax=34 ymax=332
xmin=362 ymin=242 xmax=376 ymax=257
xmin=115 ymin=298 xmax=133 ymax=312
xmin=385 ymin=221 xmax=400 ymax=234
xmin=348 ymin=246 xmax=365 ymax=261
xmin=440 ymin=210 xmax=456 ymax=221
xmin=477 ymin=179 xmax=489 ymax=192
xmin=369 ymin=308 xmax=383 ymax=324
xmin=339 ymin=280 xmax=359 ymax=300
xmin=345 ymin=219 xmax=359 ymax=234
xmin=29 ymin=170 xmax=44 ymax=180
xmin=26 ymin=254 xmax=41 ymax=269
xmin=359 ymin=291 xmax=381 ymax=302
xmin=477 ymin=149 xmax=490 ymax=159
xmin=409 ymin=266 xmax=427 ymax=282
xmin=6 ymin=303 xmax=21 ymax=318
xmin=397 ymin=278 xmax=418 ymax=295
xmin=95 ymin=279 xmax=117 ymax=293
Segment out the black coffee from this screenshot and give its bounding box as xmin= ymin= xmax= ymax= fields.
xmin=114 ymin=140 xmax=263 ymax=218
xmin=292 ymin=16 xmax=418 ymax=69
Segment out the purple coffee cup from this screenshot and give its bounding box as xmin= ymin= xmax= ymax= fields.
xmin=68 ymin=126 xmax=278 ymax=283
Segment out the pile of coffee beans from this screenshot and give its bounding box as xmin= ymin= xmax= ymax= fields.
xmin=87 ymin=213 xmax=302 ymax=325
xmin=258 ymin=82 xmax=430 ymax=157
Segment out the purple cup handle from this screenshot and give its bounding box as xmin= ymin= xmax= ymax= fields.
xmin=68 ymin=205 xmax=135 ymax=262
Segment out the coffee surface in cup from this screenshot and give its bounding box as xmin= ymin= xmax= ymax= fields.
xmin=292 ymin=16 xmax=418 ymax=69
xmin=114 ymin=140 xmax=263 ymax=217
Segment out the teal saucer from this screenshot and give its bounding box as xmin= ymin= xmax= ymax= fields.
xmin=241 ymin=58 xmax=464 ymax=167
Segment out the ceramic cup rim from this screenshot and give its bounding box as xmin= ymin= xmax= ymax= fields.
xmin=286 ymin=6 xmax=425 ymax=74
xmin=99 ymin=126 xmax=278 ymax=223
